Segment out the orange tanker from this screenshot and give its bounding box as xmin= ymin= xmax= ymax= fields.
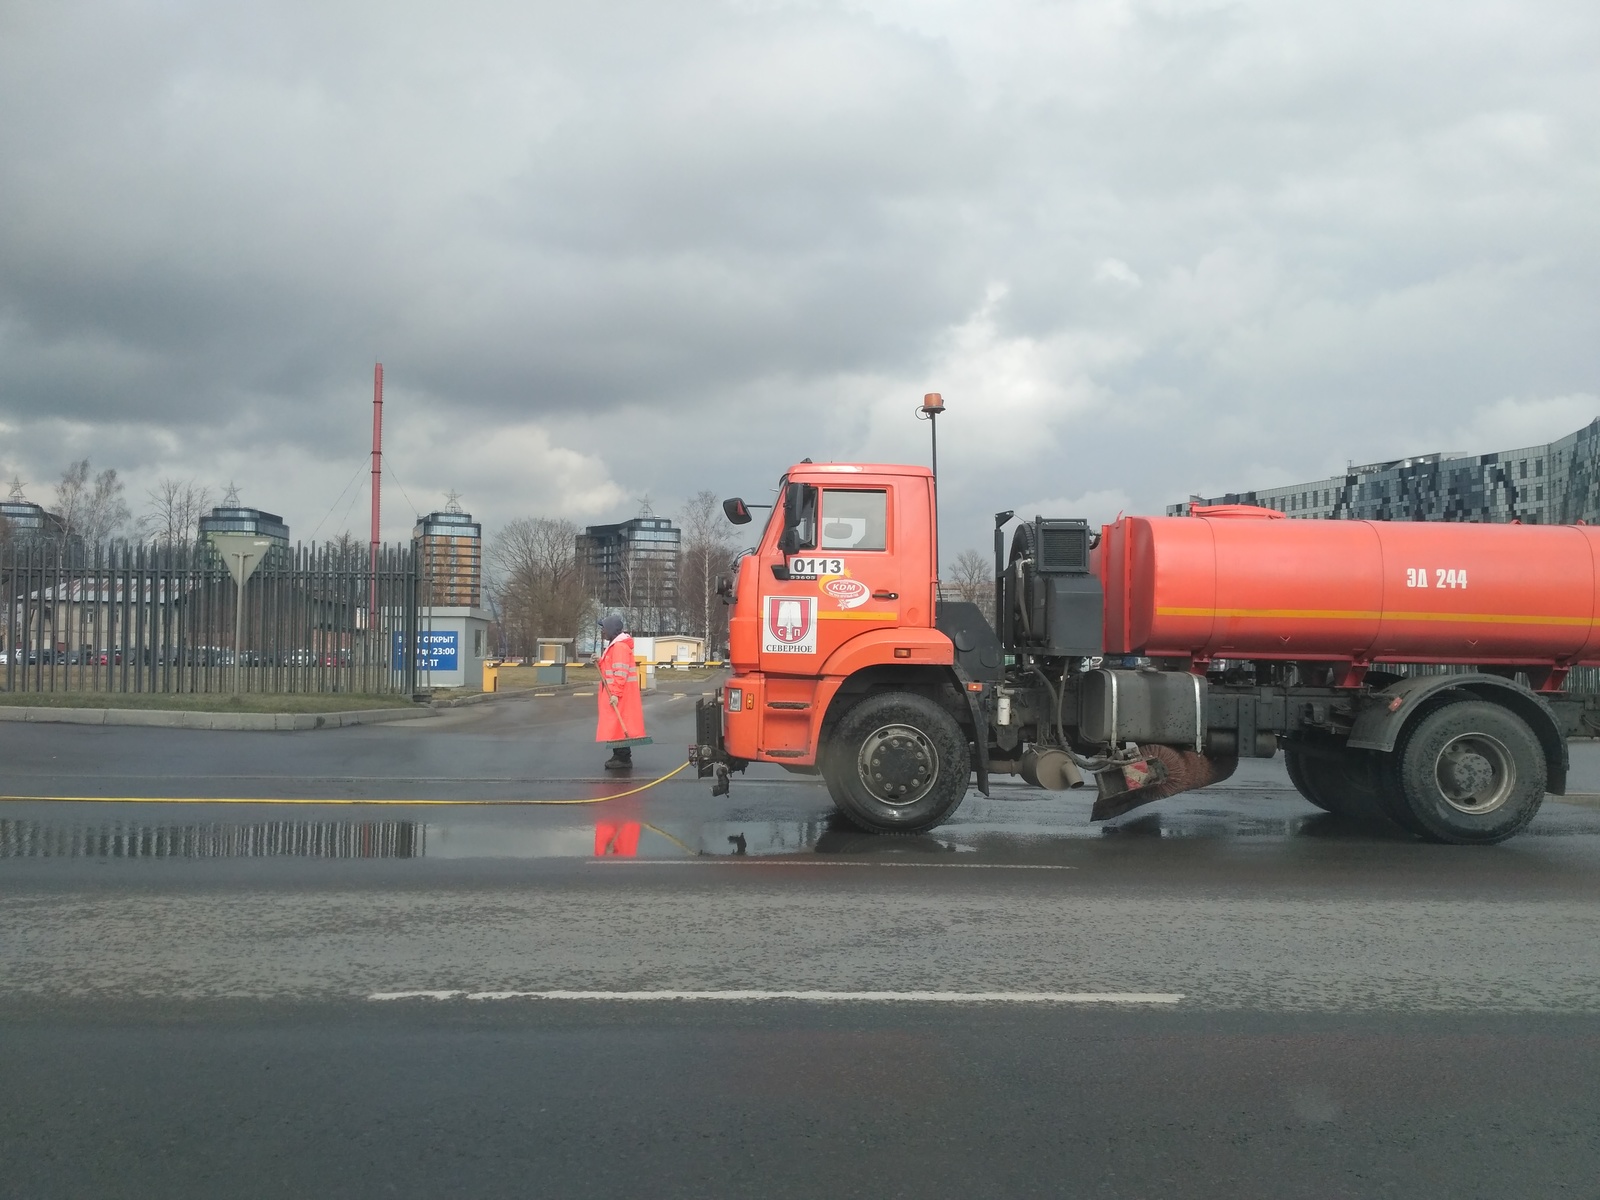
xmin=698 ymin=451 xmax=1600 ymax=848
xmin=1099 ymin=506 xmax=1600 ymax=677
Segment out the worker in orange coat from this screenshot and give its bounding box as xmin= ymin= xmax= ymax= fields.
xmin=595 ymin=613 xmax=647 ymax=771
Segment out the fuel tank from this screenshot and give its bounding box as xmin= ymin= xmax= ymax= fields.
xmin=1097 ymin=507 xmax=1600 ymax=667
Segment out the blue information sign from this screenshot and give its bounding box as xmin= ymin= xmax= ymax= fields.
xmin=393 ymin=630 xmax=459 ymax=671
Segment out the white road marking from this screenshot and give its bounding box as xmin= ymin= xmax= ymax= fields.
xmin=586 ymin=860 xmax=1074 ymax=869
xmin=573 ymin=692 xmax=594 ymax=697
xmin=533 ymin=692 xmax=555 ymax=697
xmin=370 ymin=989 xmax=1182 ymax=1004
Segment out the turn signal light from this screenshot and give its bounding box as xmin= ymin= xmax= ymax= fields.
xmin=894 ymin=648 xmax=912 ymax=659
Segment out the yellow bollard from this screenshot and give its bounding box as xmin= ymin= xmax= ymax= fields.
xmin=482 ymin=662 xmax=500 ymax=693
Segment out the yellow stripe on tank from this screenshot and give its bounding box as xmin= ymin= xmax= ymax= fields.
xmin=1155 ymin=606 xmax=1595 ymax=627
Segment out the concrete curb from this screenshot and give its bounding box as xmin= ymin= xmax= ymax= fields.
xmin=430 ymin=681 xmax=597 ymax=706
xmin=429 ymin=691 xmax=503 ymax=708
xmin=0 ymin=705 xmax=436 ymax=732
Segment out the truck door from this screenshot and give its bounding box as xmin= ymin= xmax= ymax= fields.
xmin=758 ymin=479 xmax=904 ymax=675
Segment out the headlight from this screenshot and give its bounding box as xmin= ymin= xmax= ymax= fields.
xmin=726 ymin=688 xmax=743 ymax=712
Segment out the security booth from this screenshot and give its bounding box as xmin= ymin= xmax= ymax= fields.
xmin=537 ymin=639 xmax=572 ymax=663
xmin=535 ymin=638 xmax=573 ymax=685
xmin=401 ymin=606 xmax=491 ymax=691
xmin=652 ymin=635 xmax=706 ymax=666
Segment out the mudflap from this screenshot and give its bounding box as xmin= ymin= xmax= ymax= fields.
xmin=1089 ymin=754 xmax=1172 ymax=822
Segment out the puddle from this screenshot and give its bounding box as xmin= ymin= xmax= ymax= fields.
xmin=4 ymin=792 xmax=1595 ymax=861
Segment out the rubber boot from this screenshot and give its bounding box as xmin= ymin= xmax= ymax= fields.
xmin=604 ymin=747 xmax=633 ymax=772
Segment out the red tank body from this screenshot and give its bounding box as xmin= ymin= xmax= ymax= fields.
xmin=1098 ymin=507 xmax=1600 ymax=669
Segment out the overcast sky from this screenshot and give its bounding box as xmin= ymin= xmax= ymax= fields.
xmin=2 ymin=0 xmax=1597 ymax=559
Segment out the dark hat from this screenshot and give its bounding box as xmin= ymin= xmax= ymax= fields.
xmin=599 ymin=614 xmax=625 ymax=642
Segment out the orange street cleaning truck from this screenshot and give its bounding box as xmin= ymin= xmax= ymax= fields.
xmin=690 ymin=454 xmax=1600 ymax=845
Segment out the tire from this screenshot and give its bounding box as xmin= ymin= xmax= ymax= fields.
xmin=1284 ymin=746 xmax=1339 ymax=813
xmin=822 ymin=691 xmax=972 ymax=834
xmin=1384 ymin=700 xmax=1547 ymax=845
xmin=1284 ymin=745 xmax=1383 ymax=819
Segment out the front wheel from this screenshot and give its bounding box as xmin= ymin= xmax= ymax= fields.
xmin=822 ymin=692 xmax=972 ymax=834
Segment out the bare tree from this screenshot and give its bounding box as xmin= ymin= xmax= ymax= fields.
xmin=678 ymin=489 xmax=734 ymax=654
xmin=621 ymin=548 xmax=675 ymax=637
xmin=54 ymin=459 xmax=90 ymax=542
xmin=488 ymin=517 xmax=590 ymax=656
xmin=140 ymin=477 xmax=213 ymax=548
xmin=945 ymin=548 xmax=994 ymax=625
xmin=55 ymin=459 xmax=130 ymax=549
xmin=326 ymin=530 xmax=364 ymax=563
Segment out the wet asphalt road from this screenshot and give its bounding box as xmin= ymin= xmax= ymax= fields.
xmin=3 ymin=681 xmax=1600 ymax=1198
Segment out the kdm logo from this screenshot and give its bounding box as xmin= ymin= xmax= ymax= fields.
xmin=822 ymin=577 xmax=870 ymax=609
xmin=763 ymin=596 xmax=817 ymax=654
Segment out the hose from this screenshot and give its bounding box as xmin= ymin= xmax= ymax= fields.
xmin=0 ymin=760 xmax=693 ymax=807
xmin=1029 ymin=664 xmax=1117 ymax=771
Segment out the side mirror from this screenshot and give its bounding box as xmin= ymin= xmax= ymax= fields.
xmin=722 ymin=497 xmax=753 ymax=525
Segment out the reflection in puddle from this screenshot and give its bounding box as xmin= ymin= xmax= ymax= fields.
xmin=13 ymin=788 xmax=1562 ymax=862
xmin=585 ymin=816 xmax=974 ymax=859
xmin=0 ymin=818 xmax=425 ymax=859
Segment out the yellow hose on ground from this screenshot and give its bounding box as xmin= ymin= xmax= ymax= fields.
xmin=0 ymin=760 xmax=693 ymax=807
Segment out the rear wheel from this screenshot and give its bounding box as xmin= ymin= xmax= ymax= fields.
xmin=1284 ymin=745 xmax=1383 ymax=818
xmin=822 ymin=692 xmax=971 ymax=834
xmin=1383 ymin=700 xmax=1546 ymax=845
xmin=1284 ymin=746 xmax=1340 ymax=813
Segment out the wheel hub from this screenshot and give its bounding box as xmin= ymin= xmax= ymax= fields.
xmin=1434 ymin=733 xmax=1514 ymax=815
xmin=857 ymin=723 xmax=939 ymax=806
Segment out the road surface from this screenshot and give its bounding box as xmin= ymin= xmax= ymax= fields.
xmin=3 ymin=680 xmax=1598 ymax=1197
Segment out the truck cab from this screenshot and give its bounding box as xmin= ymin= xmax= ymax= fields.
xmin=722 ymin=462 xmax=948 ymax=749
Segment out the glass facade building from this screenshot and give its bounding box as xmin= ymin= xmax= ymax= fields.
xmin=199 ymin=505 xmax=290 ymax=543
xmin=576 ymin=516 xmax=680 ymax=634
xmin=0 ymin=497 xmax=67 ymax=542
xmin=1169 ymin=418 xmax=1600 ymax=525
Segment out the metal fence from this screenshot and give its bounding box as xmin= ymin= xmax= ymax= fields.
xmin=1377 ymin=661 xmax=1600 ymax=692
xmin=0 ymin=540 xmax=419 ymax=696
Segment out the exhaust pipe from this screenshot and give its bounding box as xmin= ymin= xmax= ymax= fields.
xmin=1018 ymin=748 xmax=1085 ymax=790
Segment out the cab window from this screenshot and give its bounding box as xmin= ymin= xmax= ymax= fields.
xmin=819 ymin=490 xmax=887 ymax=551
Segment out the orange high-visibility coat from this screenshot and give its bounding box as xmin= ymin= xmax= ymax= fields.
xmin=596 ymin=633 xmax=647 ymax=743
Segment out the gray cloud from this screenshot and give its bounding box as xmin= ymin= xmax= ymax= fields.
xmin=1 ymin=0 xmax=1596 ymax=559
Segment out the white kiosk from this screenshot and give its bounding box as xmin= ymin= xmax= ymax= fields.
xmin=403 ymin=606 xmax=491 ymax=691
